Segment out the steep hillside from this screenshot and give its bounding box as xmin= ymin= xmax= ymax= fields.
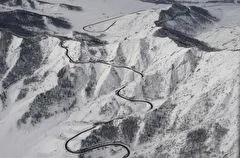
xmin=0 ymin=2 xmax=239 ymax=158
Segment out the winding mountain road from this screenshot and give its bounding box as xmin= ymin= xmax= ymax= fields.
xmin=60 ymin=40 xmax=144 ymax=78
xmin=0 ymin=3 xmax=238 ymax=158
xmin=115 ymin=85 xmax=153 ymax=111
xmin=60 ymin=39 xmax=153 ymax=157
xmin=82 ymin=9 xmax=147 ymax=33
xmin=65 ymin=118 xmax=130 ymax=157
xmin=83 ymin=21 xmax=117 ymax=33
xmin=61 ymin=9 xmax=155 ymax=158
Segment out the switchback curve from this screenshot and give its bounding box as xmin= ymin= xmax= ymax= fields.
xmin=60 ymin=40 xmax=144 ymax=78
xmin=82 ymin=9 xmax=153 ymax=33
xmin=65 ymin=118 xmax=130 ymax=158
xmin=115 ymin=85 xmax=153 ymax=111
xmin=61 ymin=8 xmax=156 ymax=158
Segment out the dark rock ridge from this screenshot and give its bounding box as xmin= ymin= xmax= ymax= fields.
xmin=154 ymin=3 xmax=219 ymax=51
xmin=59 ymin=3 xmax=83 ymax=11
xmin=154 ymin=27 xmax=218 ymax=52
xmin=0 ymin=32 xmax=13 ymax=80
xmin=73 ymin=31 xmax=108 ymax=46
xmin=0 ymin=0 xmax=36 ymax=9
xmin=140 ymin=0 xmax=239 ymax=4
xmin=36 ymin=0 xmax=53 ymax=5
xmin=36 ymin=1 xmax=83 ymax=11
xmin=155 ymin=3 xmax=219 ymax=34
xmin=0 ymin=9 xmax=71 ymax=38
xmin=140 ymin=0 xmax=174 ymax=4
xmin=37 ymin=0 xmax=54 ymax=5
xmin=0 ymin=0 xmax=83 ymax=12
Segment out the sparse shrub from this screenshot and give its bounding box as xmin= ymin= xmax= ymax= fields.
xmin=17 ymin=88 xmax=29 ymax=100
xmin=139 ymin=100 xmax=176 ymax=143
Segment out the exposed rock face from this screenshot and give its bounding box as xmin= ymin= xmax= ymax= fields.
xmin=0 ymin=10 xmax=71 ymax=37
xmin=59 ymin=3 xmax=83 ymax=11
xmin=140 ymin=0 xmax=174 ymax=4
xmin=0 ymin=32 xmax=13 ymax=79
xmin=0 ymin=0 xmax=83 ymax=12
xmin=155 ymin=4 xmax=218 ymax=35
xmin=154 ymin=3 xmax=219 ymax=51
xmin=140 ymin=0 xmax=239 ymax=4
xmin=154 ymin=27 xmax=217 ymax=51
xmin=0 ymin=0 xmax=36 ymax=8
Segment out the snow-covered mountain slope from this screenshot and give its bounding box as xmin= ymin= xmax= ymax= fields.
xmin=0 ymin=0 xmax=163 ymax=32
xmin=0 ymin=1 xmax=239 ymax=158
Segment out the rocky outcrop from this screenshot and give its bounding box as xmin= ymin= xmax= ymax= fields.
xmin=0 ymin=10 xmax=71 ymax=38
xmin=0 ymin=0 xmax=36 ymax=8
xmin=154 ymin=3 xmax=219 ymax=50
xmin=140 ymin=0 xmax=174 ymax=4
xmin=155 ymin=3 xmax=218 ymax=32
xmin=0 ymin=32 xmax=13 ymax=79
xmin=59 ymin=3 xmax=83 ymax=11
xmin=154 ymin=27 xmax=218 ymax=51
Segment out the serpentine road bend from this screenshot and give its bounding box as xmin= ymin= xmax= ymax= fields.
xmin=83 ymin=21 xmax=117 ymax=33
xmin=61 ymin=9 xmax=155 ymax=158
xmin=115 ymin=85 xmax=154 ymax=111
xmin=65 ymin=118 xmax=130 ymax=158
xmin=60 ymin=40 xmax=144 ymax=78
xmin=82 ymin=9 xmax=149 ymax=33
